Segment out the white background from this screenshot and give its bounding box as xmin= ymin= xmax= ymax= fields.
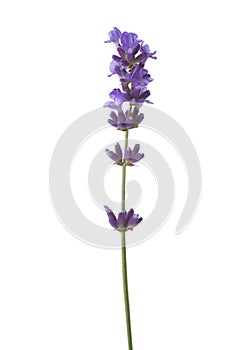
xmin=1 ymin=0 xmax=251 ymax=349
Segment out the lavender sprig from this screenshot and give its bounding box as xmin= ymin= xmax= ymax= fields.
xmin=104 ymin=27 xmax=156 ymax=350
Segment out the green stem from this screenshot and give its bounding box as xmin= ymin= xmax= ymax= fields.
xmin=121 ymin=129 xmax=129 ymax=212
xmin=121 ymin=127 xmax=133 ymax=350
xmin=121 ymin=231 xmax=133 ymax=350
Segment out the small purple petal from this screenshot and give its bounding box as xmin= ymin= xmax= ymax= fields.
xmin=132 ymin=44 xmax=140 ymax=55
xmin=144 ymin=99 xmax=153 ymax=104
xmin=117 ymin=110 xmax=126 ymax=123
xmin=115 ymin=143 xmax=122 ymax=159
xmin=135 ymin=113 xmax=144 ymax=124
xmin=104 ymin=206 xmax=118 ymax=228
xmin=124 ymin=147 xmax=132 ymax=160
xmin=132 ymin=107 xmax=140 ymax=118
xmin=117 ymin=212 xmax=126 ymax=227
xmin=127 ymin=214 xmax=139 ymax=227
xmin=104 ymin=101 xmax=113 ymax=108
xmin=135 ymin=53 xmax=146 ymax=63
xmin=110 ymin=111 xmax=118 ymax=122
xmin=104 ymin=205 xmax=110 ymax=213
xmin=126 ymin=52 xmax=134 ymax=62
xmin=117 ymin=47 xmax=125 ymax=58
xmin=125 ymin=209 xmax=134 ymax=223
xmin=133 ymin=88 xmax=141 ymax=99
xmin=139 ymin=90 xmax=150 ymax=100
xmin=132 ymin=153 xmax=144 ymax=163
xmin=132 ymin=144 xmax=140 ymax=156
xmin=112 ymin=55 xmax=121 ymax=63
xmin=107 ymin=119 xmax=117 ymax=127
xmin=120 ymin=60 xmax=129 ymax=67
xmin=108 ymin=215 xmax=118 ymax=228
xmin=105 ymin=149 xmax=120 ymax=162
xmin=137 ymin=217 xmax=143 ymax=225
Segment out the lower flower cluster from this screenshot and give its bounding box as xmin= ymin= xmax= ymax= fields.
xmin=104 ymin=206 xmax=142 ymax=232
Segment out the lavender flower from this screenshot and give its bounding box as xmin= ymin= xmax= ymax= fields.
xmin=104 ymin=27 xmax=156 ymax=107
xmin=105 ymin=143 xmax=123 ymax=165
xmin=104 ymin=206 xmax=143 ymax=231
xmin=123 ymin=85 xmax=152 ymax=105
xmin=131 ymin=66 xmax=153 ymax=88
xmin=104 ymin=89 xmax=125 ymax=111
xmin=120 ymin=31 xmax=142 ymax=51
xmin=106 ymin=143 xmax=144 ymax=166
xmin=107 ymin=106 xmax=144 ymax=130
xmin=124 ymin=144 xmax=144 ymax=165
xmin=104 ymin=27 xmax=121 ymax=46
xmin=136 ymin=44 xmax=157 ymax=65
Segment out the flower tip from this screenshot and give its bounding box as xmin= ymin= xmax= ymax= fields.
xmin=138 ymin=217 xmax=143 ymax=224
xmin=126 ymin=208 xmax=134 ymax=220
xmin=104 ymin=205 xmax=110 ymax=212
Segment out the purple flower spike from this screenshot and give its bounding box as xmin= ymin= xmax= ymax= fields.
xmin=124 ymin=144 xmax=144 ymax=165
xmin=105 ymin=28 xmax=156 ymax=108
xmin=104 ymin=206 xmax=143 ymax=232
xmin=105 ymin=143 xmax=123 ymax=165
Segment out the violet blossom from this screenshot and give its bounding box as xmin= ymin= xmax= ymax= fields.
xmin=107 ymin=106 xmax=144 ymax=130
xmin=106 ymin=143 xmax=144 ymax=166
xmin=104 ymin=206 xmax=143 ymax=232
xmin=124 ymin=144 xmax=144 ymax=165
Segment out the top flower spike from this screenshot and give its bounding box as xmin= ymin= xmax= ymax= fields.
xmin=104 ymin=27 xmax=157 ymax=114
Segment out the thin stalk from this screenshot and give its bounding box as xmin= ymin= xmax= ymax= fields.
xmin=121 ymin=127 xmax=133 ymax=350
xmin=121 ymin=129 xmax=129 ymax=212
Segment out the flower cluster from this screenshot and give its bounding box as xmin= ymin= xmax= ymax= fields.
xmin=104 ymin=206 xmax=143 ymax=232
xmin=104 ymin=27 xmax=157 ymax=129
xmin=104 ymin=28 xmax=156 ymax=231
xmin=106 ymin=104 xmax=144 ymax=131
xmin=106 ymin=143 xmax=144 ymax=166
